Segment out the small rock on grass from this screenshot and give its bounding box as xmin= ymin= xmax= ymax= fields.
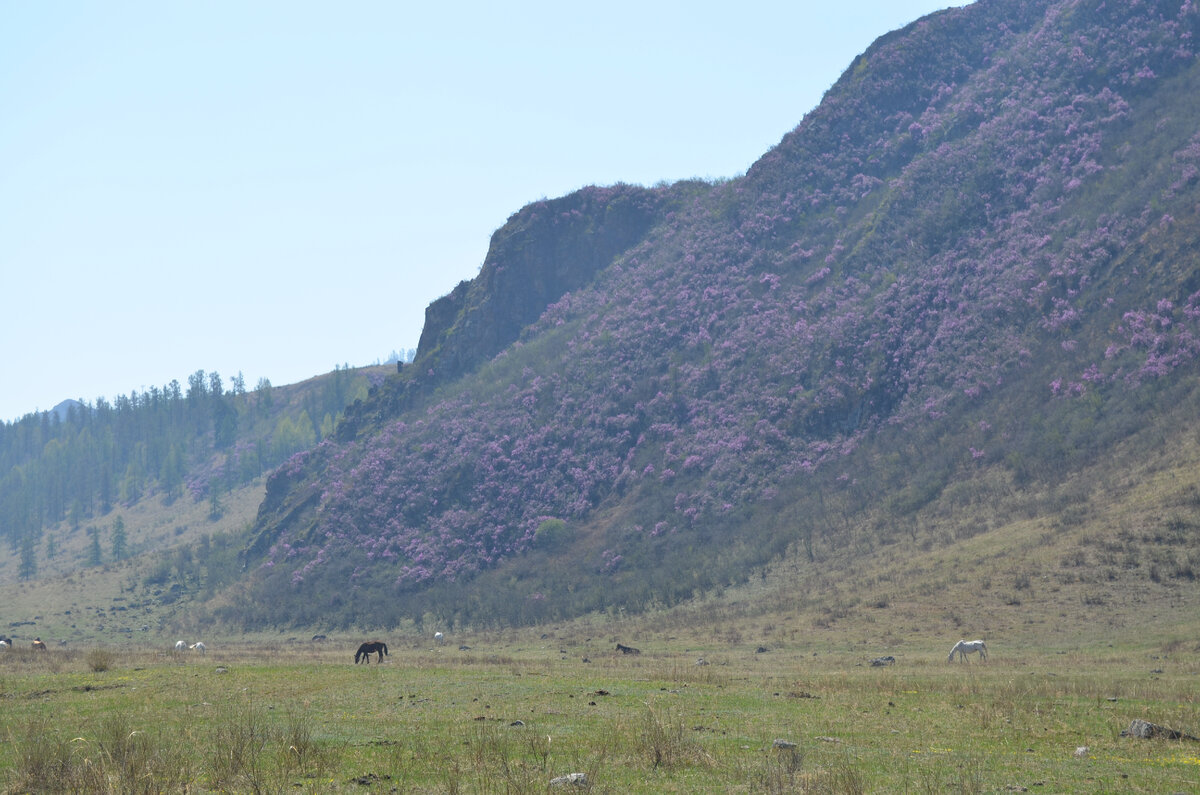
xmin=550 ymin=772 xmax=588 ymax=787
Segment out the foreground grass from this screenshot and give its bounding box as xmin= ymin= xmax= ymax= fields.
xmin=1 ymin=638 xmax=1197 ymax=793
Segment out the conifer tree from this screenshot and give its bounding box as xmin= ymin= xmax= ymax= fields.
xmin=87 ymin=527 xmax=103 ymax=566
xmin=18 ymin=535 xmax=36 ymax=580
xmin=208 ymin=485 xmax=223 ymax=521
xmin=112 ymin=515 xmax=127 ymax=561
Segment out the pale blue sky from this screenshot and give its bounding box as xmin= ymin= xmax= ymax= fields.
xmin=1 ymin=1 xmax=968 ymax=422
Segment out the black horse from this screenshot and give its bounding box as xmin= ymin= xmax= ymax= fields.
xmin=355 ymin=640 xmax=388 ymax=664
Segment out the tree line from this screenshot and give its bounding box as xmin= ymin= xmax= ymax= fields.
xmin=0 ymin=365 xmax=376 ymax=578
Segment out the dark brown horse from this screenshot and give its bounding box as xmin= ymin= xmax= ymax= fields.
xmin=354 ymin=640 xmax=388 ymax=664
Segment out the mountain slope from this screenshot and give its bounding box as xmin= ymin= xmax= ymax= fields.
xmin=0 ymin=365 xmax=389 ymax=627
xmin=238 ymin=0 xmax=1200 ymax=630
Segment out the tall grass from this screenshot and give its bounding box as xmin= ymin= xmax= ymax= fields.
xmin=4 ymin=701 xmax=330 ymax=793
xmin=640 ymin=705 xmax=712 ymax=771
xmin=7 ymin=712 xmax=194 ymax=794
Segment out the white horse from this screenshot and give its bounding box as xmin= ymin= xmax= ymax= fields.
xmin=948 ymin=639 xmax=988 ymax=662
xmin=0 ymin=640 xmax=9 ymax=650
xmin=434 ymin=632 xmax=445 ymax=645
xmin=190 ymin=642 xmax=207 ymax=655
xmin=174 ymin=640 xmax=187 ymax=653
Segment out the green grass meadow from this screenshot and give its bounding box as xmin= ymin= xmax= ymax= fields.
xmin=1 ymin=635 xmax=1198 ymax=793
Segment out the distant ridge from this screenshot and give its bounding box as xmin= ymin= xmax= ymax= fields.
xmin=49 ymin=399 xmax=85 ymax=422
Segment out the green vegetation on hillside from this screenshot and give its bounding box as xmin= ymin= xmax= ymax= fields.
xmin=0 ymin=365 xmax=386 ymax=583
xmin=237 ymin=1 xmax=1200 ymax=631
xmin=6 ymin=2 xmax=1200 ymax=653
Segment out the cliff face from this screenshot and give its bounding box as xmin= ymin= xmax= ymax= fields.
xmin=332 ymin=182 xmax=680 ymax=444
xmin=272 ymin=182 xmax=683 ymax=552
xmin=242 ymin=0 xmax=1200 ymax=629
xmin=415 ymin=183 xmax=674 ymax=383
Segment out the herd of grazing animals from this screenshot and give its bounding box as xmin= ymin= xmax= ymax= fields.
xmin=172 ymin=640 xmax=207 ymax=655
xmin=344 ymin=636 xmax=990 ymax=665
xmin=0 ymin=636 xmax=48 ymax=651
xmin=0 ymin=629 xmax=991 ymax=666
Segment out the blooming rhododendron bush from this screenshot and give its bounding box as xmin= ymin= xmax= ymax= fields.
xmin=233 ymin=0 xmax=1200 ymax=629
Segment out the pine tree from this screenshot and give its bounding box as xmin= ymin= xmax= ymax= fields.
xmin=213 ymin=398 xmax=238 ymax=449
xmin=160 ymin=444 xmax=184 ymax=501
xmin=99 ymin=464 xmax=114 ymax=514
xmin=112 ymin=516 xmax=127 ymax=561
xmin=87 ymin=527 xmax=103 ymax=566
xmin=208 ymin=486 xmax=224 ymax=521
xmin=18 ymin=535 xmax=37 ymax=580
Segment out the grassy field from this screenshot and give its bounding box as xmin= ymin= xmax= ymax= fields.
xmin=1 ymin=632 xmax=1197 ymax=793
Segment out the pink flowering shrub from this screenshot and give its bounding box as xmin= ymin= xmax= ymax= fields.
xmin=248 ymin=0 xmax=1200 ymax=624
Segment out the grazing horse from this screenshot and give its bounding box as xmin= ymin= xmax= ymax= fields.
xmin=434 ymin=631 xmax=445 ymax=645
xmin=948 ymin=639 xmax=988 ymax=662
xmin=615 ymin=643 xmax=641 ymax=655
xmin=355 ymin=640 xmax=389 ymax=664
xmin=174 ymin=640 xmax=187 ymax=653
xmin=190 ymin=642 xmax=206 ymax=655
xmin=0 ymin=640 xmax=8 ymax=650
xmin=31 ymin=638 xmax=47 ymax=651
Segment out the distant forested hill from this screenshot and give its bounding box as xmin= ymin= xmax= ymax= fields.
xmin=237 ymin=0 xmax=1200 ymax=629
xmin=0 ymin=366 xmax=386 ymax=578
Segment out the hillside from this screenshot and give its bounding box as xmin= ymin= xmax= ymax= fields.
xmin=0 ymin=365 xmax=390 ymax=638
xmin=233 ymin=0 xmax=1200 ymax=633
xmin=6 ymin=1 xmax=1200 ymax=646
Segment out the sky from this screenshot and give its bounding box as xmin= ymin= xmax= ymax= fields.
xmin=0 ymin=1 xmax=969 ymax=423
